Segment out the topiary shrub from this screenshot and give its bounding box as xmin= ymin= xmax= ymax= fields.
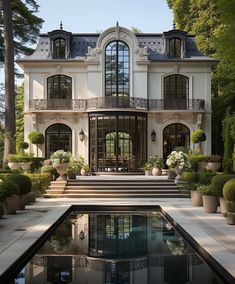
xmin=28 ymin=131 xmax=45 ymax=157
xmin=191 ymin=129 xmax=206 ymax=143
xmin=211 ymin=174 xmax=235 ymax=197
xmin=223 ymin=178 xmax=235 ymax=202
xmin=5 ymin=174 xmax=32 ymax=195
xmin=198 ymin=169 xmax=216 ymax=185
xmin=0 ymin=180 xmax=19 ymax=198
xmin=182 ymin=171 xmax=198 ymax=182
xmin=197 ymin=185 xmax=216 ymax=196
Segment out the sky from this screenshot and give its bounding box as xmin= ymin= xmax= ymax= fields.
xmin=0 ymin=0 xmax=173 ymax=84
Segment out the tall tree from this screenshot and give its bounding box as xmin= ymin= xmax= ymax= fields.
xmin=2 ymin=0 xmax=15 ymax=165
xmin=1 ymin=0 xmax=43 ymax=166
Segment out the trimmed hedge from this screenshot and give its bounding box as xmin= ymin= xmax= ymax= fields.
xmin=223 ymin=178 xmax=235 ymax=202
xmin=182 ymin=171 xmax=198 ymax=182
xmin=191 ymin=129 xmax=206 ymax=143
xmin=5 ymin=174 xmax=32 ymax=195
xmin=0 ymin=180 xmax=19 ymax=198
xmin=198 ymin=169 xmax=216 ymax=185
xmin=211 ymin=174 xmax=235 ymax=197
xmin=26 ymin=173 xmax=52 ymax=195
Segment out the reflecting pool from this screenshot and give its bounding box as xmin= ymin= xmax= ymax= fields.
xmin=14 ymin=211 xmax=224 ymax=284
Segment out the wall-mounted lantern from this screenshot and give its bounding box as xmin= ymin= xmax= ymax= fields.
xmin=79 ymin=129 xmax=85 ymax=142
xmin=151 ymin=129 xmax=156 ymax=142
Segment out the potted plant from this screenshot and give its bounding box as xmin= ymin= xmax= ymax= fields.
xmin=182 ymin=171 xmax=202 ymax=206
xmin=0 ymin=180 xmax=19 ymax=214
xmin=141 ymin=161 xmax=153 ymax=176
xmin=166 ymin=151 xmax=191 ymax=182
xmin=150 ymin=156 xmax=164 ymax=176
xmin=223 ymin=178 xmax=235 ymax=224
xmin=28 ymin=131 xmax=45 ymax=157
xmin=197 ymin=185 xmax=218 ymax=213
xmin=81 ymin=163 xmax=90 ymax=176
xmin=5 ymin=174 xmax=32 ymax=210
xmin=67 ymin=157 xmax=82 ymax=179
xmin=191 ymin=129 xmax=206 ymax=154
xmin=7 ymin=154 xmax=21 ymax=170
xmin=211 ymin=174 xmax=235 ymax=215
xmin=51 ymin=150 xmax=72 ymax=180
xmin=19 ymin=153 xmax=34 ymax=172
xmin=206 ymin=155 xmax=222 ymax=172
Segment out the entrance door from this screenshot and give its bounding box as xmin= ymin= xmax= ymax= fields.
xmin=89 ymin=112 xmax=147 ymax=172
xmin=163 ymin=123 xmax=190 ymax=161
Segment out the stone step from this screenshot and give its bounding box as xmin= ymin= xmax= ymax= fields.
xmin=44 ymin=192 xmax=189 ymax=198
xmin=64 ymin=189 xmax=181 ymax=193
xmin=65 ymin=185 xmax=179 ymax=190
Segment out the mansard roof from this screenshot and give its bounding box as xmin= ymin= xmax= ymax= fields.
xmin=18 ymin=27 xmax=216 ymax=63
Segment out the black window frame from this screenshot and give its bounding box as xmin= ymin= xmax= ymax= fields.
xmin=53 ymin=37 xmax=66 ymax=59
xmin=47 ymin=75 xmax=72 ymax=99
xmin=105 ymin=40 xmax=130 ymax=97
xmin=169 ymin=37 xmax=181 ymax=58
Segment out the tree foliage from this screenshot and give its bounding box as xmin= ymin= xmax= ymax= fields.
xmin=15 ymin=84 xmax=24 ymax=147
xmin=0 ymin=0 xmax=44 ymax=61
xmin=166 ymin=0 xmax=235 ymax=155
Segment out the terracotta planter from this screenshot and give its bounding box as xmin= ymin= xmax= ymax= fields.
xmin=219 ymin=196 xmax=227 ymax=215
xmin=191 ymin=191 xmax=203 ymax=206
xmin=145 ymin=170 xmax=152 ymax=176
xmin=81 ymin=168 xmax=88 ymax=176
xmin=18 ymin=194 xmax=28 ymax=210
xmin=202 ymin=195 xmax=218 ymax=213
xmin=55 ymin=163 xmax=68 ymax=181
xmin=4 ymin=195 xmax=19 ymax=214
xmin=152 ymin=167 xmax=162 ymax=176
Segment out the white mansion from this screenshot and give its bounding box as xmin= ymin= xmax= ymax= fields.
xmin=18 ymin=24 xmax=216 ymax=173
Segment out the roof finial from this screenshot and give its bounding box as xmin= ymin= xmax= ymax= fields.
xmin=116 ymin=21 xmax=119 ymax=26
xmin=60 ymin=21 xmax=63 ymax=30
xmin=173 ymin=20 xmax=176 ymax=30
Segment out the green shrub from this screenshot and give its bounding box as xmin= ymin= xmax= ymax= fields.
xmin=222 ymin=118 xmax=234 ymax=174
xmin=5 ymin=174 xmax=32 ymax=195
xmin=223 ymin=178 xmax=235 ymax=202
xmin=28 ymin=131 xmax=45 ymax=145
xmin=26 ymin=173 xmax=51 ymax=195
xmin=197 ymin=185 xmax=216 ymax=196
xmin=191 ymin=129 xmax=206 ymax=143
xmin=182 ymin=182 xmax=197 ymax=191
xmin=0 ymin=180 xmax=19 ymax=198
xmin=211 ymin=174 xmax=235 ymax=197
xmin=182 ymin=171 xmax=198 ymax=182
xmin=198 ymin=169 xmax=216 ymax=185
xmin=189 ymin=154 xmax=210 ymax=171
xmin=0 ymin=173 xmax=11 ymax=181
xmin=19 ymin=142 xmax=29 ymax=150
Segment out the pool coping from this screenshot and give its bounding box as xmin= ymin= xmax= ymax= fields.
xmin=0 ymin=203 xmax=234 ymax=283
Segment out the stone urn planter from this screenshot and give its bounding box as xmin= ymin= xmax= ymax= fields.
xmin=191 ymin=191 xmax=203 ymax=206
xmin=145 ymin=170 xmax=152 ymax=176
xmin=202 ymin=195 xmax=218 ymax=213
xmin=206 ymin=162 xmax=221 ymax=172
xmin=18 ymin=194 xmax=28 ymax=210
xmin=3 ymin=195 xmax=19 ymax=214
xmin=55 ymin=163 xmax=68 ymax=181
xmin=152 ymin=167 xmax=162 ymax=176
xmin=8 ymin=162 xmax=21 ymax=170
xmin=20 ymin=162 xmax=32 ymax=172
xmin=175 ymin=165 xmax=183 ymax=183
xmin=167 ymin=169 xmax=176 ymax=180
xmin=81 ymin=168 xmax=88 ymax=176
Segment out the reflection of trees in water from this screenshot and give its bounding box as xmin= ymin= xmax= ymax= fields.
xmin=166 ymin=238 xmax=188 ymax=255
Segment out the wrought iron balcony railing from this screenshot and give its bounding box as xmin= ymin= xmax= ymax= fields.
xmin=29 ymin=99 xmax=86 ymax=110
xmin=149 ymin=99 xmax=205 ymax=111
xmin=29 ymin=98 xmax=205 ymax=111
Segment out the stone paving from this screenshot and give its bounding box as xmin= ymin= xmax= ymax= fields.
xmin=0 ymin=196 xmax=235 ymax=282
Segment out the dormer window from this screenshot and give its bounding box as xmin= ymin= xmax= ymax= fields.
xmin=169 ymin=38 xmax=181 ymax=58
xmin=53 ymin=38 xmax=66 ymax=59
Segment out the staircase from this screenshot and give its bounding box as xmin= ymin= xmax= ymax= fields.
xmin=44 ymin=176 xmax=189 ymax=198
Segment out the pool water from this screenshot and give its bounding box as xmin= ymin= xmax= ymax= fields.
xmin=13 ymin=210 xmax=225 ymax=284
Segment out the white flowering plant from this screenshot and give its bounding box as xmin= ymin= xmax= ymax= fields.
xmin=51 ymin=150 xmax=72 ymax=168
xmin=166 ymin=151 xmax=191 ymax=170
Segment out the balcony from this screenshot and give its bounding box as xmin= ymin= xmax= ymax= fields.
xmin=149 ymin=99 xmax=205 ymax=111
xmin=29 ymin=98 xmax=205 ymax=112
xmin=29 ymin=99 xmax=86 ymax=111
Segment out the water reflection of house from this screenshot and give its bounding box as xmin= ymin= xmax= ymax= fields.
xmin=24 ymin=213 xmax=214 ymax=283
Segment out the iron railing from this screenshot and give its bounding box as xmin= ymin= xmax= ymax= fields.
xmin=29 ymin=98 xmax=205 ymax=111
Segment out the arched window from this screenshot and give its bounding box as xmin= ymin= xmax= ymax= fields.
xmin=53 ymin=38 xmax=66 ymax=58
xmin=47 ymin=75 xmax=72 ymax=99
xmin=169 ymin=38 xmax=181 ymax=58
xmin=163 ymin=123 xmax=190 ymax=160
xmin=164 ymin=74 xmax=189 ymax=109
xmin=45 ymin=124 xmax=72 ymax=158
xmin=105 ymin=41 xmax=129 ymax=97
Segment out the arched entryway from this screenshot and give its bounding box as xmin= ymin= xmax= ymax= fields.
xmin=89 ymin=112 xmax=147 ymax=172
xmin=163 ymin=123 xmax=190 ymax=160
xmin=45 ymin=123 xmax=72 ymax=158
